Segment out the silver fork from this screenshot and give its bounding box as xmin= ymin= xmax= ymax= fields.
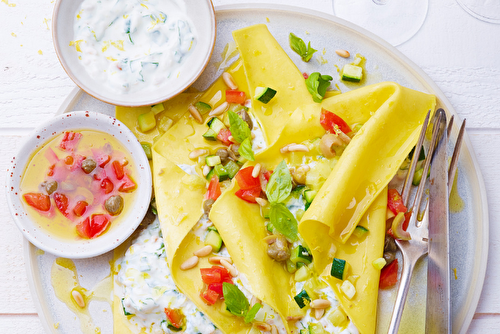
xmin=387 ymin=109 xmax=466 ymax=333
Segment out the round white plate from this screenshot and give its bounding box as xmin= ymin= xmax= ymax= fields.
xmin=24 ymin=4 xmax=488 ymax=334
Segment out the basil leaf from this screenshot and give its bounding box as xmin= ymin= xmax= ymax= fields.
xmin=305 ymin=72 xmax=333 ymax=103
xmin=238 ymin=137 xmax=255 ymax=161
xmin=244 ymin=303 xmax=262 ymax=323
xmin=223 ymin=282 xmax=249 ymax=317
xmin=266 ymin=160 xmax=292 ymax=204
xmin=228 ymin=110 xmax=251 ymax=143
xmin=289 ymin=33 xmax=317 ymax=62
xmin=269 ymin=203 xmax=299 ymax=241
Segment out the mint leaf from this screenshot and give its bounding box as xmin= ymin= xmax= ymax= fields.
xmin=244 ymin=303 xmax=262 ymax=323
xmin=305 ymin=72 xmax=333 ymax=103
xmin=228 ymin=110 xmax=251 ymax=143
xmin=266 ymin=160 xmax=292 ymax=204
xmin=238 ymin=137 xmax=255 ymax=161
xmin=289 ymin=33 xmax=317 ymax=62
xmin=223 ymin=282 xmax=249 ymax=317
xmin=269 ymin=203 xmax=299 ymax=241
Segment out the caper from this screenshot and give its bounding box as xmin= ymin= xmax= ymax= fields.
xmin=203 ymin=199 xmax=215 ymax=214
xmin=45 ymin=181 xmax=58 ymax=195
xmin=267 ymin=235 xmax=290 ymax=262
xmin=383 ymin=251 xmax=396 ymax=265
xmin=81 ymin=158 xmax=97 ymax=174
xmin=215 ymin=148 xmax=230 ymax=164
xmin=104 ymin=195 xmax=124 ymax=216
xmin=384 ymin=234 xmax=397 ymax=253
xmin=238 ymin=109 xmax=253 ymax=129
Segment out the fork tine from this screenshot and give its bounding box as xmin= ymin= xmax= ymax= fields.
xmin=401 ymin=110 xmax=431 ymax=206
xmin=410 ymin=110 xmax=446 ymax=225
xmin=447 ymin=115 xmax=455 ymax=140
xmin=448 ymin=119 xmax=466 ymax=195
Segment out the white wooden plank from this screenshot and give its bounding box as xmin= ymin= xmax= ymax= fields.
xmin=0 ymin=315 xmax=45 ymax=334
xmin=469 ymin=314 xmax=500 ymax=332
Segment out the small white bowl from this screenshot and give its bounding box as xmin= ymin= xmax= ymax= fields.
xmin=6 ymin=111 xmax=152 ymax=258
xmin=52 ymin=0 xmax=216 ymax=107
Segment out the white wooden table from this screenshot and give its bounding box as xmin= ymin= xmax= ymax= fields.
xmin=1 ymin=0 xmax=499 ymax=332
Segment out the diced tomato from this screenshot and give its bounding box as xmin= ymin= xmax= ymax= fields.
xmin=100 ymin=178 xmax=114 ymax=194
xmin=225 ymin=90 xmax=246 ymax=105
xmin=379 ymin=259 xmax=399 ymax=289
xmin=76 ymin=217 xmax=90 ymax=238
xmin=64 ymin=155 xmax=74 ymax=165
xmin=320 ymin=109 xmax=352 ymax=134
xmin=118 ymin=173 xmax=137 ymax=193
xmin=235 ymin=167 xmax=261 ymax=190
xmin=208 ymin=282 xmax=224 ymax=295
xmin=64 ymin=154 xmax=85 ymax=171
xmin=209 ymin=266 xmax=232 ymax=282
xmin=205 ymin=176 xmax=221 ymax=201
xmin=387 ymin=189 xmax=407 ymax=215
xmin=53 ymin=193 xmax=70 ymax=217
xmin=164 ymin=308 xmax=184 ymax=330
xmin=73 ymin=201 xmax=88 ymax=217
xmin=201 ymin=268 xmax=222 ymax=284
xmin=96 ymin=154 xmax=111 ymax=168
xmin=235 ymin=187 xmax=261 ymax=203
xmin=112 ymin=160 xmax=124 ymax=180
xmin=59 ymin=131 xmax=82 ymax=151
xmin=403 ymin=211 xmax=411 ymax=231
xmin=93 ymin=168 xmax=107 ymax=181
xmin=217 ymin=128 xmax=233 ymax=146
xmin=89 ymin=214 xmax=110 ymax=238
xmin=200 ymin=288 xmax=219 ymax=305
xmin=47 ymin=164 xmax=55 ymax=177
xmin=23 ymin=193 xmax=51 ymax=212
xmin=303 ymin=72 xmax=309 ymax=79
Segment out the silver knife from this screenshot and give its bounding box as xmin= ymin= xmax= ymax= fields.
xmin=426 ymin=109 xmax=451 ymax=333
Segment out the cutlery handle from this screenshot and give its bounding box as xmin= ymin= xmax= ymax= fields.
xmin=387 ymin=252 xmax=416 ymax=334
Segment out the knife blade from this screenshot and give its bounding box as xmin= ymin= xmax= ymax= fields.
xmin=426 ymin=109 xmax=451 ymax=333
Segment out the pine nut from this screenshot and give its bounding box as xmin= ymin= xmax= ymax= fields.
xmin=286 ymin=315 xmax=303 ymax=321
xmin=299 ymin=165 xmax=311 ymax=172
xmin=180 ymin=256 xmax=199 ymax=270
xmin=194 ymin=245 xmax=213 ymax=257
xmin=71 ymin=290 xmax=85 ymax=308
xmin=271 ymin=325 xmax=278 ymax=334
xmin=280 ymin=146 xmax=289 ymax=154
xmin=252 ymin=163 xmax=261 ymax=178
xmin=222 ymin=72 xmax=238 ymax=90
xmin=209 ymin=256 xmax=233 ymax=264
xmin=220 ymin=259 xmax=238 ymax=277
xmin=188 ymin=105 xmax=203 ymax=124
xmin=287 ymin=144 xmax=309 ymax=152
xmin=310 ymin=298 xmax=331 ymax=309
xmin=251 ymin=132 xmax=256 ymax=139
xmin=314 ymin=308 xmax=325 ymax=320
xmin=188 ymin=149 xmax=208 ymax=160
xmin=255 ymin=197 xmax=268 ymax=207
xmin=228 ymin=136 xmax=235 ymax=142
xmin=335 ymin=49 xmax=350 ymax=58
xmin=250 ymin=295 xmax=261 ymax=307
xmin=209 ymin=102 xmax=229 ymax=117
xmin=337 ymin=130 xmax=351 ymax=144
xmin=203 ymin=165 xmax=211 ymax=176
xmin=253 ymin=322 xmax=272 ymax=331
xmin=264 ymin=235 xmax=277 ymax=244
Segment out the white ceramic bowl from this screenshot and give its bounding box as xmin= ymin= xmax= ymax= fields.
xmin=6 ymin=111 xmax=152 ymax=258
xmin=52 ymin=0 xmax=216 ymax=107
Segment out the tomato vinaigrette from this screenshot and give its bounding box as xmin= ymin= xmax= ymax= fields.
xmin=19 ymin=130 xmax=138 ymax=241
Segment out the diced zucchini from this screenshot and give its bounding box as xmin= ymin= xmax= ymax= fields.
xmin=213 ymin=164 xmax=229 ymax=181
xmin=300 ymin=330 xmax=310 ymax=334
xmin=286 ymin=259 xmax=297 ymax=274
xmin=121 ymin=298 xmax=134 ymax=316
xmin=141 ymin=142 xmax=152 ymax=160
xmin=204 ymin=230 xmax=222 ymax=252
xmin=294 ymin=265 xmax=311 ymax=282
xmin=328 ymin=308 xmax=347 ymax=327
xmin=293 ymin=289 xmax=311 ymax=308
xmin=195 ymin=101 xmax=212 ymax=113
xmin=303 ymin=189 xmax=317 ymax=204
xmin=409 ymin=145 xmax=426 ymax=161
xmin=341 ymin=64 xmax=363 ymax=82
xmin=205 ymin=168 xmax=215 ymax=181
xmin=207 ymin=117 xmax=226 ymax=134
xmin=266 ymin=221 xmax=275 ymax=233
xmin=372 ymin=258 xmax=387 ymax=270
xmin=205 ymin=155 xmax=221 ymax=167
xmin=151 ymin=103 xmax=164 ymax=115
xmin=158 ymin=116 xmax=173 ymax=133
xmin=295 ymin=209 xmax=305 ymax=221
xmin=352 ymin=225 xmax=369 ymax=238
xmin=207 ymin=226 xmax=218 ymax=232
xmin=331 ymin=258 xmax=349 ymax=281
xmin=254 ymin=87 xmax=277 ymax=104
xmin=224 ymin=160 xmax=240 ymax=178
xmin=308 ymin=323 xmax=328 ymax=334
xmin=291 ymin=185 xmax=306 ymax=198
xmin=261 ymin=204 xmax=271 ymax=219
xmin=138 ymin=110 xmax=156 ymax=132
xmin=340 ymin=280 xmax=356 ymax=299
xmin=290 ymin=245 xmax=313 ymax=265
xmin=202 ymin=129 xmax=218 ymax=141
xmin=412 ymin=168 xmax=429 ymax=186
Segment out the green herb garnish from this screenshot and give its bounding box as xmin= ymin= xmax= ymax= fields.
xmin=305 ymin=72 xmax=333 ymax=103
xmin=238 ymin=137 xmax=255 ymax=161
xmin=244 ymin=303 xmax=262 ymax=323
xmin=222 ymin=282 xmax=250 ymax=317
xmin=289 ymin=33 xmax=317 ymax=62
xmin=228 ymin=110 xmax=251 ymax=144
xmin=269 ymin=203 xmax=299 ymax=241
xmin=265 ymin=160 xmax=292 ymax=204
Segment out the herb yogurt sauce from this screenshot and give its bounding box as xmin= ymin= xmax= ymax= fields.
xmin=73 ymin=0 xmax=196 ymax=94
